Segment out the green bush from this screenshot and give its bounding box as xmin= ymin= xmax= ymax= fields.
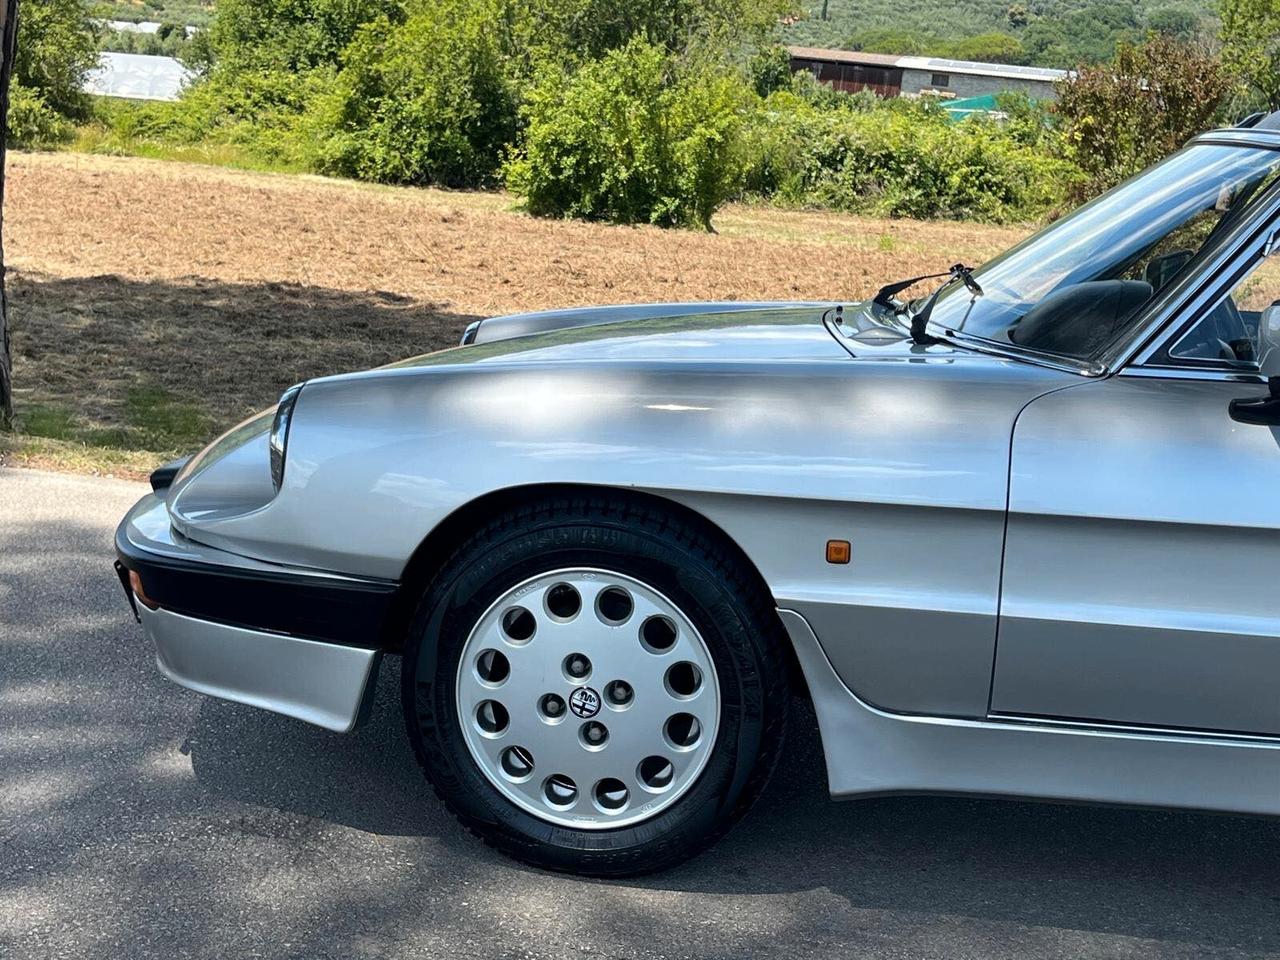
xmin=303 ymin=2 xmax=518 ymax=187
xmin=742 ymin=93 xmax=1073 ymax=222
xmin=505 ymin=40 xmax=750 ymax=228
xmin=748 ymin=44 xmax=793 ymax=97
xmin=993 ymin=91 xmax=1058 ymax=149
xmin=6 ymin=80 xmax=72 ymax=148
xmin=98 ymin=0 xmax=402 ymax=169
xmin=1054 ymin=34 xmax=1231 ymax=199
xmin=16 ymin=0 xmax=99 ymax=121
xmin=198 ymin=0 xmax=395 ymax=73
xmin=99 ymin=22 xmax=193 ymax=58
xmin=91 ymin=67 xmax=334 ymax=170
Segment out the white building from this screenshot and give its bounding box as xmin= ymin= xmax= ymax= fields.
xmin=83 ymin=52 xmax=193 ymax=102
xmin=788 ymin=46 xmax=1068 ymax=101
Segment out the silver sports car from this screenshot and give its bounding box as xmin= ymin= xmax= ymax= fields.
xmin=117 ymin=116 xmax=1280 ymax=876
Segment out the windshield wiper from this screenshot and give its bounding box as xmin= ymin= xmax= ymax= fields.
xmin=873 ymin=263 xmax=982 ymax=309
xmin=872 ymin=263 xmax=983 ymax=345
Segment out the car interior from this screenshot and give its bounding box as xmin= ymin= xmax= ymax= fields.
xmin=1010 ymin=238 xmax=1280 ymax=366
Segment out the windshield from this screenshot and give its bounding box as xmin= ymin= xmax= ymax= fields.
xmin=925 ymin=143 xmax=1280 ymax=361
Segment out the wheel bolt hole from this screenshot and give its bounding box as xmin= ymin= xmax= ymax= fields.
xmin=640 ymin=615 xmax=678 ymax=654
xmin=476 ymin=649 xmax=510 ymax=685
xmin=593 ymin=777 xmax=629 ymax=812
xmin=501 ymin=606 xmax=536 ymax=644
xmin=638 ymin=755 xmax=674 ymax=791
xmin=664 ymin=712 xmax=701 ymax=750
xmin=563 ymin=653 xmax=592 ymax=681
xmin=539 ymin=693 xmax=567 ymax=721
xmin=664 ymin=661 xmax=702 ymax=699
xmin=545 ymin=583 xmax=582 ymax=620
xmin=476 ymin=699 xmax=509 ymax=736
xmin=579 ymin=720 xmax=608 ymax=750
xmin=543 ymin=774 xmax=577 ymax=808
xmin=500 ymin=746 xmax=534 ymax=781
xmin=596 ymin=586 xmax=634 ymax=625
xmin=604 ymin=680 xmax=634 ymax=708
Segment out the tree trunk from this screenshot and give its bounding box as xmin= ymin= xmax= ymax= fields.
xmin=0 ymin=0 xmax=16 ymax=428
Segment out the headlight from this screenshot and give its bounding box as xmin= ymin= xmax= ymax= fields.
xmin=268 ymin=383 xmax=304 ymax=491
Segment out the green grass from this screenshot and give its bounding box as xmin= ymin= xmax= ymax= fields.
xmin=122 ymin=386 xmax=212 ymax=449
xmin=68 ymin=122 xmax=309 ymax=175
xmin=0 ymin=432 xmax=171 ymax=478
xmin=20 ymin=387 xmax=213 ymax=457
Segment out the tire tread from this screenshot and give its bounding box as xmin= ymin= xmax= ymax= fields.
xmin=401 ymin=492 xmax=790 ymax=876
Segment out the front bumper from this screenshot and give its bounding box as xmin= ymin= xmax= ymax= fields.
xmin=115 ymin=492 xmax=398 ymax=732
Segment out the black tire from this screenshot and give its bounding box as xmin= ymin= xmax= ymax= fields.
xmin=401 ymin=493 xmax=791 ymax=876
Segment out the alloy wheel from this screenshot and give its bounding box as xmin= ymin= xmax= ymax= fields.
xmin=455 ymin=568 xmax=721 ymax=829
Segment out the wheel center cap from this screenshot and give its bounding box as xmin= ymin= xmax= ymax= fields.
xmin=569 ymin=686 xmax=601 ymax=719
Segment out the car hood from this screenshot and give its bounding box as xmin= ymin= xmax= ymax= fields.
xmin=382 ymin=300 xmax=985 ymax=370
xmin=172 ymin=299 xmax=1084 ymax=576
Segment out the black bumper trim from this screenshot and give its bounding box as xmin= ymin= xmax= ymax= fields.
xmin=149 ymin=456 xmax=191 ymax=493
xmin=114 ymin=560 xmax=141 ymax=623
xmin=115 ymin=522 xmax=398 ymax=650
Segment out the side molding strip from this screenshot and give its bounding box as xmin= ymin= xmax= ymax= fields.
xmin=778 ymin=608 xmax=1280 ymax=815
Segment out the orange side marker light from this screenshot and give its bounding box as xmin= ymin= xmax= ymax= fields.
xmin=129 ymin=570 xmax=160 ymax=610
xmin=826 ymin=539 xmax=851 ymax=565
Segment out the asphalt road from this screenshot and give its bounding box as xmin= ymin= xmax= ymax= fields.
xmin=4 ymin=466 xmax=1280 ymax=960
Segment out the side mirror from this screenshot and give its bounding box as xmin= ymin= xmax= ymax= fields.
xmin=1229 ymin=376 xmax=1280 ymax=426
xmin=1226 ymin=235 xmax=1280 ymax=424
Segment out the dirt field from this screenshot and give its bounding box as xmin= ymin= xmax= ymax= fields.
xmin=1 ymin=151 xmax=1027 ymax=476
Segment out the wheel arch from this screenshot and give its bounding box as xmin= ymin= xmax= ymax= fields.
xmin=379 ymin=483 xmax=807 ymax=694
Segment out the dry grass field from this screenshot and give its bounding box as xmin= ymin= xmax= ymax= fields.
xmin=1 ymin=151 xmax=1028 ymax=477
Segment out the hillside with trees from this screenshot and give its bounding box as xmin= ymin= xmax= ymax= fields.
xmin=7 ymin=0 xmax=1277 ymax=229
xmin=783 ymin=0 xmax=1217 ymax=68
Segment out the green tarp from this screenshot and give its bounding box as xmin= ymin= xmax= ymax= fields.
xmin=940 ymin=94 xmax=1002 ymax=121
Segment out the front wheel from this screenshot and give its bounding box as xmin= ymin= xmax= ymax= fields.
xmin=401 ymin=496 xmax=790 ymax=876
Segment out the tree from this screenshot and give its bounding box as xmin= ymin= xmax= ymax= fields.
xmin=14 ymin=0 xmax=97 ymax=119
xmin=4 ymin=0 xmax=96 ymax=149
xmin=1054 ymin=34 xmax=1231 ymax=199
xmin=1147 ymin=5 xmax=1200 ymax=41
xmin=199 ymin=0 xmax=392 ymax=74
xmin=748 ymin=43 xmax=792 ymax=96
xmin=527 ymin=0 xmax=790 ymax=62
xmin=944 ymin=32 xmax=1028 ymax=64
xmin=1022 ymin=1 xmax=1140 ymax=66
xmin=1008 ymin=4 xmax=1029 ymax=28
xmin=0 ymin=0 xmax=17 ymax=428
xmin=1221 ymin=0 xmax=1280 ymax=110
xmin=846 ymin=27 xmax=929 ymax=55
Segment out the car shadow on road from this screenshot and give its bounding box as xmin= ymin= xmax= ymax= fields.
xmin=185 ymin=657 xmax=1280 ymax=953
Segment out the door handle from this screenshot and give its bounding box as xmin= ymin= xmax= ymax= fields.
xmin=1230 ymin=376 xmax=1280 ymax=425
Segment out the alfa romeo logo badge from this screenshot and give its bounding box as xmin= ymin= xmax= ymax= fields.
xmin=569 ymin=686 xmax=601 ymax=719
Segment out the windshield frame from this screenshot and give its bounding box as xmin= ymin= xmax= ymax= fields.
xmin=916 ymin=129 xmax=1280 ymax=376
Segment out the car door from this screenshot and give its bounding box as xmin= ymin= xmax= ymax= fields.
xmin=991 ymin=235 xmax=1280 ymax=736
